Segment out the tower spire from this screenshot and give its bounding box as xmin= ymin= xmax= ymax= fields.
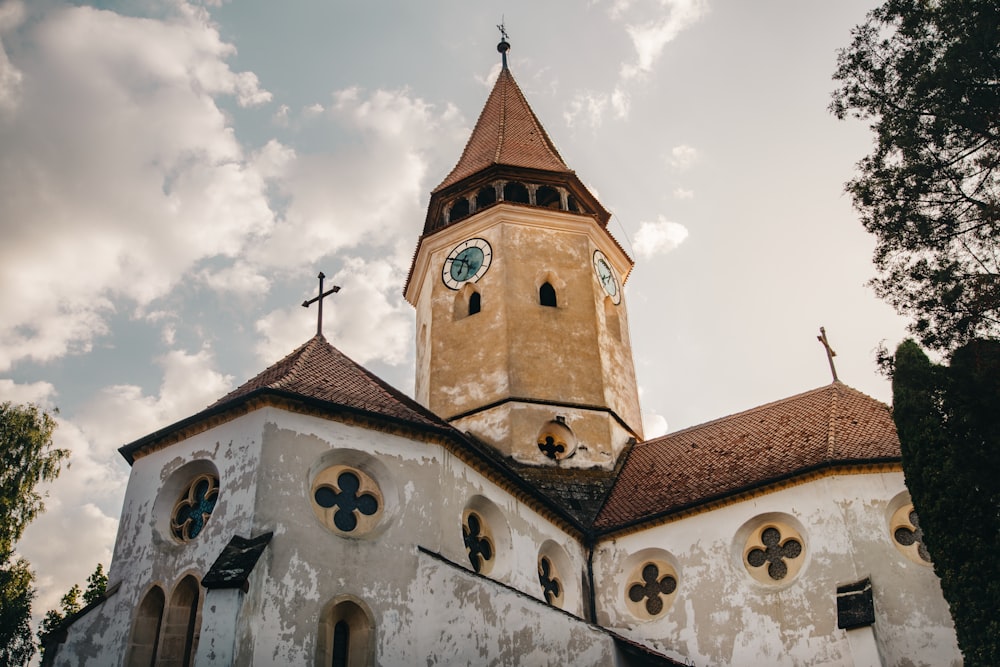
xmin=497 ymin=21 xmax=510 ymax=70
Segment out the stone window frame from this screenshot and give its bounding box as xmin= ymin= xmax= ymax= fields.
xmin=461 ymin=495 xmax=511 ymax=578
xmin=889 ymin=500 xmax=933 ymax=566
xmin=738 ymin=514 xmax=807 ymax=586
xmin=153 ymin=459 xmax=221 ymax=546
xmin=311 ymin=465 xmax=384 ymax=538
xmin=308 ymin=449 xmax=397 ymax=540
xmin=621 ymin=548 xmax=680 ymax=621
xmin=317 ymin=595 xmax=375 ymax=667
xmin=537 ymin=540 xmax=578 ymax=612
xmin=536 ymin=419 xmax=576 ymax=461
xmin=125 ymin=574 xmax=203 ymax=667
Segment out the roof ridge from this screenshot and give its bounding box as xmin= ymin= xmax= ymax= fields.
xmin=495 ymin=70 xmax=506 ymax=163
xmin=278 ymin=333 xmax=324 ymax=390
xmin=640 ymin=383 xmax=841 ymax=445
xmin=827 ymin=382 xmax=838 ymax=458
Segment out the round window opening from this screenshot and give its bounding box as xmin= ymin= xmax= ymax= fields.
xmin=625 ymin=560 xmax=678 ymax=619
xmin=170 ymin=473 xmax=220 ymax=542
xmin=743 ymin=522 xmax=805 ymax=584
xmin=890 ymin=503 xmax=932 ymax=565
xmin=462 ymin=510 xmax=495 ymax=575
xmin=311 ymin=465 xmax=384 ymax=536
xmin=536 ymin=420 xmax=575 ymax=461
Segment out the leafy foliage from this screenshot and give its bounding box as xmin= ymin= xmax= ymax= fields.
xmin=892 ymin=339 xmax=1000 ymax=665
xmin=0 ymin=557 xmax=36 ymax=667
xmin=0 ymin=402 xmax=66 ymax=667
xmin=831 ymin=0 xmax=1000 ymax=352
xmin=0 ymin=402 xmax=68 ymax=558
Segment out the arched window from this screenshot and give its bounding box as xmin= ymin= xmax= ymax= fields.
xmin=162 ymin=576 xmax=200 ymax=667
xmin=468 ymin=292 xmax=481 ymax=315
xmin=476 ymin=185 xmax=497 ymax=209
xmin=449 ymin=198 xmax=470 ymax=223
xmin=125 ymin=586 xmax=164 ymax=667
xmin=319 ymin=599 xmax=374 ymax=667
xmin=503 ymin=181 xmax=530 ymax=203
xmin=536 ymin=186 xmax=561 ymax=209
xmin=540 ymin=282 xmax=557 ymax=307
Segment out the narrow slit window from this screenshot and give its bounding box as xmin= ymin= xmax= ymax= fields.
xmin=540 ymin=283 xmax=557 ymax=308
xmin=332 ymin=620 xmax=349 ymax=667
xmin=468 ymin=292 xmax=481 ymax=315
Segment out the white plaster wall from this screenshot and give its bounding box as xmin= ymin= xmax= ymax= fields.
xmin=53 ymin=410 xmax=267 ymax=666
xmin=593 ymin=472 xmax=961 ymax=667
xmin=225 ymin=409 xmax=592 ymax=665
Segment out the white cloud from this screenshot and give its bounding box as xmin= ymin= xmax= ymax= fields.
xmin=670 ymin=144 xmax=699 ymax=170
xmin=620 ymin=0 xmax=709 ymax=80
xmin=255 ymin=257 xmax=412 ymax=368
xmin=633 ymin=216 xmax=689 ymax=258
xmin=17 ymin=346 xmax=231 ymax=621
xmin=0 ymin=378 xmax=57 ymax=406
xmin=0 ymin=2 xmax=277 ymax=371
xmin=673 ymin=187 xmax=694 ymax=199
xmin=643 ymin=412 xmax=669 ymax=438
xmin=246 ymin=87 xmax=458 ymax=269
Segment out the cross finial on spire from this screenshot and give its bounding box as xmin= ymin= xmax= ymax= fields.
xmin=496 ymin=19 xmax=510 ymax=70
xmin=816 ymin=326 xmax=839 ymax=382
xmin=301 ymin=271 xmax=340 ymax=337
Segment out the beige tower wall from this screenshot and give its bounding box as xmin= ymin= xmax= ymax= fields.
xmin=408 ymin=204 xmax=643 ymax=465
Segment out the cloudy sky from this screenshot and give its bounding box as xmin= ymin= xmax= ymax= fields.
xmin=2 ymin=0 xmax=905 ymax=624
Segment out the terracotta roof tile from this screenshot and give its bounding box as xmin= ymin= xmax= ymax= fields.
xmin=594 ymin=382 xmax=901 ymax=531
xmin=208 ymin=334 xmax=446 ymax=430
xmin=434 ymin=68 xmax=570 ymax=192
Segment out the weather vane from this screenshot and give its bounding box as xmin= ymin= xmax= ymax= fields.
xmin=496 ymin=18 xmax=510 ymax=69
xmin=302 ymin=272 xmax=340 ymax=337
xmin=816 ymin=326 xmax=839 ymax=382
xmin=497 ymin=17 xmax=508 ymax=42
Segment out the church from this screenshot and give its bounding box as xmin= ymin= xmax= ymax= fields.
xmin=44 ymin=38 xmax=961 ymax=666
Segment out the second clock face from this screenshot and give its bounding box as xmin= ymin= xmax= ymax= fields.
xmin=593 ymin=250 xmax=621 ymax=304
xmin=443 ymin=237 xmax=493 ymax=289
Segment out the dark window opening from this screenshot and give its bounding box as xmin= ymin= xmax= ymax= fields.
xmin=503 ymin=181 xmax=530 ymax=204
xmin=567 ymin=195 xmax=580 ymax=212
xmin=468 ymin=292 xmax=481 ymax=315
xmin=540 ymin=282 xmax=557 ymax=307
xmin=476 ymin=186 xmax=497 ymax=209
xmin=536 ymin=186 xmax=561 ymax=209
xmin=332 ymin=620 xmax=350 ymax=667
xmin=450 ymin=198 xmax=470 ymax=223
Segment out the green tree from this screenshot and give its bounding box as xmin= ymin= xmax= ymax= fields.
xmin=892 ymin=339 xmax=1000 ymax=665
xmin=831 ymin=0 xmax=1000 ymax=353
xmin=0 ymin=557 xmax=37 ymax=667
xmin=83 ymin=563 xmax=107 ymax=606
xmin=0 ymin=402 xmax=68 ymax=667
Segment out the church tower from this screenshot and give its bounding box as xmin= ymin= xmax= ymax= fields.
xmin=404 ymin=38 xmax=642 ymax=469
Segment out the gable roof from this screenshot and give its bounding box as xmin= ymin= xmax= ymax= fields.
xmin=119 ymin=334 xmax=451 ymax=462
xmin=206 ymin=334 xmax=445 ymax=430
xmin=594 ymin=382 xmax=901 ymax=533
xmin=434 ymin=67 xmax=571 ymax=192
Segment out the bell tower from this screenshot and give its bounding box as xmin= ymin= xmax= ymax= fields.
xmin=404 ymin=38 xmax=642 ymax=469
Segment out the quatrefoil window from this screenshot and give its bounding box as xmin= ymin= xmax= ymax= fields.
xmin=744 ymin=523 xmax=805 ymax=583
xmin=625 ymin=560 xmax=678 ymax=618
xmin=537 ymin=556 xmax=563 ymax=607
xmin=536 ymin=421 xmax=575 ymax=461
xmin=171 ymin=473 xmax=219 ymax=541
xmin=462 ymin=511 xmax=495 ymax=574
xmin=311 ymin=465 xmax=383 ymax=536
xmin=890 ymin=503 xmax=932 ymax=565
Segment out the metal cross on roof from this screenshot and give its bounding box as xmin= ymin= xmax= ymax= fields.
xmin=817 ymin=326 xmax=839 ymax=382
xmin=302 ymin=272 xmax=340 ymax=337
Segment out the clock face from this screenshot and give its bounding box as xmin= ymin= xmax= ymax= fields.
xmin=593 ymin=250 xmax=621 ymax=304
xmin=443 ymin=237 xmax=493 ymax=289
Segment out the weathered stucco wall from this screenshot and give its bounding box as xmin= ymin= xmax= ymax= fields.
xmin=51 ymin=410 xmax=267 ymax=666
xmin=410 ymin=204 xmax=642 ymax=464
xmin=593 ymin=471 xmax=960 ymax=667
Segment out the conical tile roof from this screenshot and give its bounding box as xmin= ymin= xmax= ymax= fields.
xmin=434 ymin=67 xmax=571 ymax=192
